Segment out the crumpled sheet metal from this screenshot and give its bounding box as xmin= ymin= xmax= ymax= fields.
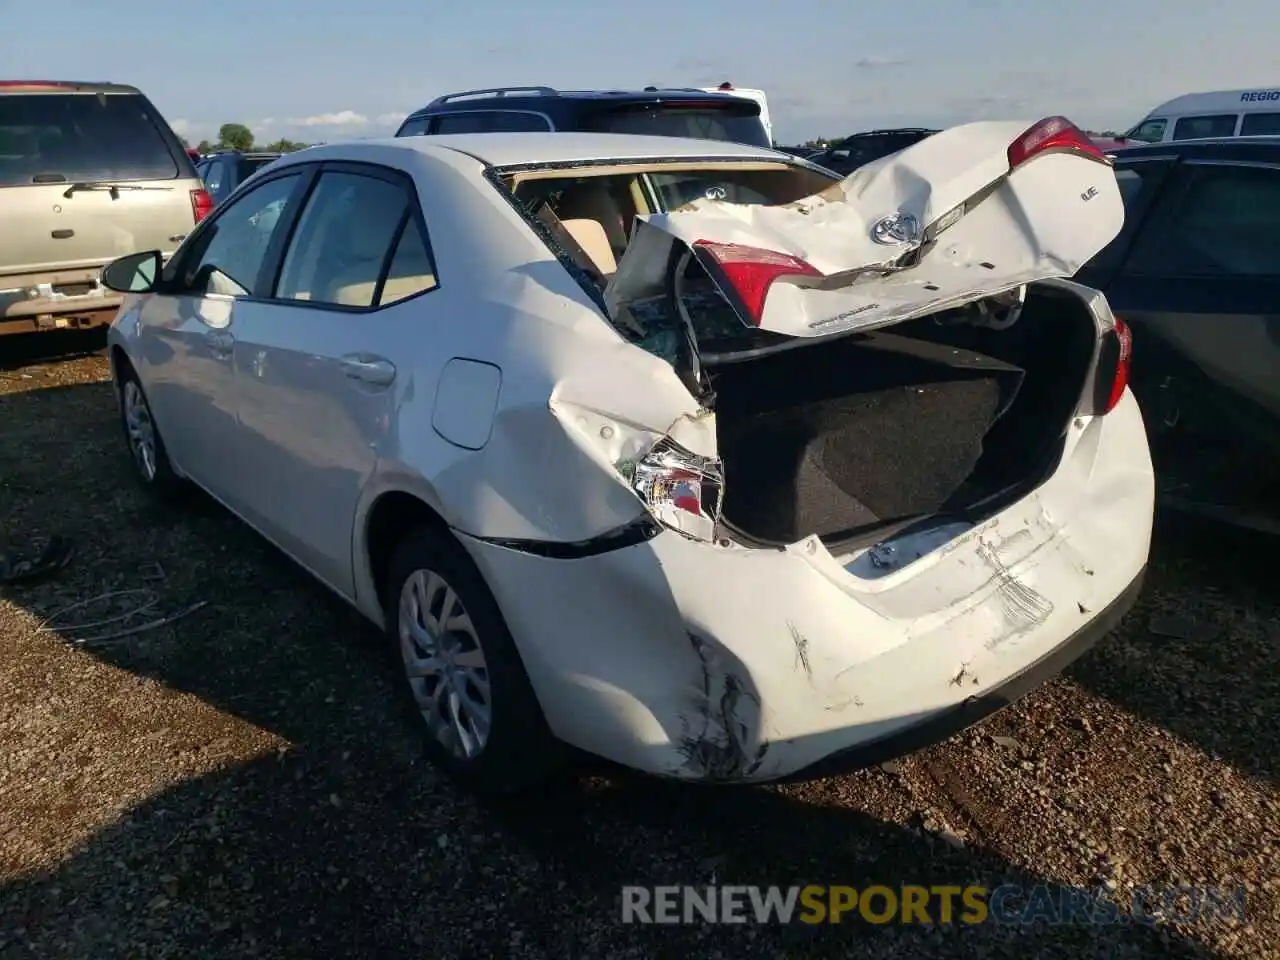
xmin=605 ymin=120 xmax=1125 ymax=341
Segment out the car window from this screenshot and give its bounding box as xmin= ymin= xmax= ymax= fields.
xmin=488 ymin=112 xmax=551 ymax=132
xmin=238 ymin=155 xmax=277 ymax=182
xmin=396 ymin=116 xmax=430 ymax=137
xmin=1240 ymin=113 xmax=1280 ymax=136
xmin=582 ymin=104 xmax=770 ymax=147
xmin=1126 ymin=118 xmax=1168 ymax=143
xmin=1171 ymin=114 xmax=1238 ymax=140
xmin=647 ymin=167 xmax=835 ymax=209
xmin=204 ymin=159 xmax=231 ymax=201
xmin=1128 ymin=163 xmax=1280 ymax=277
xmin=378 ymin=218 xmax=439 ymax=305
xmin=1080 ymin=161 xmax=1173 ymax=274
xmin=432 ymin=113 xmax=493 ymax=134
xmin=181 ymin=173 xmax=302 ymax=297
xmin=0 ymin=92 xmax=180 ymax=187
xmin=275 ymin=170 xmax=413 ymax=308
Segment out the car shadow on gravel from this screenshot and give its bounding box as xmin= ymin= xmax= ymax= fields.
xmin=1066 ymin=512 xmax=1279 ymax=785
xmin=1 ymin=378 xmax=1223 ymax=958
xmin=0 ymin=328 xmax=107 ymax=371
xmin=0 ymin=749 xmax=1218 ymax=959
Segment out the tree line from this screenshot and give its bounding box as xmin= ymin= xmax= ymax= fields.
xmin=180 ymin=123 xmax=312 ymax=155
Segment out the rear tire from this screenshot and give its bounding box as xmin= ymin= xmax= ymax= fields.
xmin=383 ymin=526 xmax=565 ymax=795
xmin=117 ymin=368 xmax=187 ymax=503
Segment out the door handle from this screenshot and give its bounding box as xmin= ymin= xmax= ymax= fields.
xmin=204 ymin=330 xmax=233 ymax=358
xmin=340 ymin=355 xmax=396 ymax=386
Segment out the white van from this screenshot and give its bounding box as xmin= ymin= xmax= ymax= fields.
xmin=1125 ymin=88 xmax=1280 ymax=143
xmin=699 ymin=83 xmax=772 ymax=146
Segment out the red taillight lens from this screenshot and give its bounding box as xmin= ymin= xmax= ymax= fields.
xmin=1008 ymin=116 xmax=1108 ymax=169
xmin=190 ymin=188 xmax=213 ymax=224
xmin=1094 ymin=316 xmax=1133 ymax=415
xmin=692 ymin=240 xmax=823 ymax=326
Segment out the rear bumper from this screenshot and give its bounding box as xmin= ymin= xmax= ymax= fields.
xmin=780 ymin=564 xmax=1145 ymax=782
xmin=0 ymin=267 xmax=122 ymax=334
xmin=461 ymin=391 xmax=1155 ymax=783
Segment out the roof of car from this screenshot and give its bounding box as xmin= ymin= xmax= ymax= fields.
xmin=407 ymin=86 xmax=758 ymax=116
xmin=0 ymin=80 xmax=141 ymax=95
xmin=1110 ymin=136 xmax=1280 ymax=160
xmin=294 ymin=133 xmax=789 ymax=168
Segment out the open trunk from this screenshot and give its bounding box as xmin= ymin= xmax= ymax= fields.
xmin=709 ymin=283 xmax=1101 ymax=546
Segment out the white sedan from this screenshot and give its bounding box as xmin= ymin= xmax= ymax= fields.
xmin=102 ymin=122 xmax=1152 ymax=794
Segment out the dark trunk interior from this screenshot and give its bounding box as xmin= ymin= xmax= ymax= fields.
xmin=709 ymin=285 xmax=1099 ymax=546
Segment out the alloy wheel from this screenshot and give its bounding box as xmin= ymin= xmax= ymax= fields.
xmin=397 ymin=569 xmax=492 ymax=759
xmin=122 ymin=381 xmax=158 ymax=482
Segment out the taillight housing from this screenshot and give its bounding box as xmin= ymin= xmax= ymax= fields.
xmin=620 ymin=436 xmax=724 ymax=542
xmin=692 ymin=240 xmax=822 ymax=327
xmin=1092 ymin=317 xmax=1133 ymax=415
xmin=1008 ymin=116 xmax=1109 ymax=169
xmin=190 ymin=188 xmax=213 ymax=224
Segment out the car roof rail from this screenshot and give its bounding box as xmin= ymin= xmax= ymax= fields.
xmin=426 ymin=86 xmax=559 ymax=107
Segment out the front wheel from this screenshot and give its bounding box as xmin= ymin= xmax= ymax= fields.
xmin=118 ymin=370 xmax=186 ymax=502
xmin=384 ymin=527 xmax=566 ymax=794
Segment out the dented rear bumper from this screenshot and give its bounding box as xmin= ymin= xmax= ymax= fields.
xmin=459 ymin=390 xmax=1153 ymax=783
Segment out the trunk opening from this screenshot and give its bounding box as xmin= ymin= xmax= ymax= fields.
xmin=708 ymin=283 xmax=1099 ymax=549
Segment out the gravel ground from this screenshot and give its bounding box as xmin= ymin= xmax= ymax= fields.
xmin=1 ymin=333 xmax=1277 ymax=959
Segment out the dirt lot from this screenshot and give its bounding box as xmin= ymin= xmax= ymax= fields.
xmin=1 ymin=334 xmax=1277 ymax=959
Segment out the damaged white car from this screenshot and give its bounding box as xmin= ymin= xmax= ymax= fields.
xmin=101 ymin=119 xmax=1153 ymax=793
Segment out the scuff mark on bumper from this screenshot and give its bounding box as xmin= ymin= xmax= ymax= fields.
xmin=678 ymin=634 xmax=768 ymax=781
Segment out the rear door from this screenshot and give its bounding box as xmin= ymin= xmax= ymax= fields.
xmin=229 ymin=163 xmax=440 ymax=595
xmin=1097 ymin=158 xmax=1280 ymax=423
xmin=0 ymin=90 xmax=197 ymax=276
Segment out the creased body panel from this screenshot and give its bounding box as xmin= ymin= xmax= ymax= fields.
xmin=606 ymin=120 xmax=1124 ymax=340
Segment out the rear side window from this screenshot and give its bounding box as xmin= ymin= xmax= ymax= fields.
xmin=433 ymin=113 xmax=494 ymax=134
xmin=397 ymin=116 xmax=430 ymax=137
xmin=489 ymin=112 xmax=551 ymax=132
xmin=1172 ymin=114 xmax=1238 ymax=140
xmin=582 ymin=103 xmax=770 ymax=147
xmin=1080 ymin=160 xmax=1173 ymax=274
xmin=275 ymin=170 xmax=438 ymax=307
xmin=1128 ymin=163 xmax=1280 ymax=277
xmin=0 ymin=92 xmax=180 ymax=187
xmin=1240 ymin=113 xmax=1280 ymax=136
xmin=1126 ymin=118 xmax=1167 ymax=143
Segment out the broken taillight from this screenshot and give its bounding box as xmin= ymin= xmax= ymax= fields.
xmin=1008 ymin=116 xmax=1109 ymax=169
xmin=691 ymin=240 xmax=823 ymax=327
xmin=621 ymin=437 xmax=724 ymax=542
xmin=1093 ymin=316 xmax=1133 ymax=415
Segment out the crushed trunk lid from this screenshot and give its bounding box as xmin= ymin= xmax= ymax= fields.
xmin=605 ymin=117 xmax=1125 ymax=341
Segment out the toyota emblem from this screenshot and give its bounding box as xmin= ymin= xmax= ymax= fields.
xmin=870 ymin=212 xmax=921 ymax=246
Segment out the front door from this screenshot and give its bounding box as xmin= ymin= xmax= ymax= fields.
xmin=228 ymin=164 xmax=440 ymax=596
xmin=133 ymin=169 xmax=309 ymax=506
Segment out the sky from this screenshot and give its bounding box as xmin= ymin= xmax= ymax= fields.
xmin=3 ymin=0 xmax=1278 ymax=145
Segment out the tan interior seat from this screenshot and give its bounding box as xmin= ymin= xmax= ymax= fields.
xmin=560 ymin=218 xmax=617 ymax=276
xmin=331 ymin=223 xmax=438 ymax=307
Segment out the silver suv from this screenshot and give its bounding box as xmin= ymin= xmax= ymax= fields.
xmin=0 ymin=80 xmax=210 ymax=336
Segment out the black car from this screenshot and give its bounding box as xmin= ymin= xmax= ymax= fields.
xmin=394 ymin=86 xmax=771 ymax=148
xmin=195 ymin=150 xmax=283 ymax=206
xmin=806 ymin=128 xmax=939 ymax=176
xmin=1075 ymin=136 xmax=1280 ymax=516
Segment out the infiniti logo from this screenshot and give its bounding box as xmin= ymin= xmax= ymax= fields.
xmin=870 ymin=212 xmax=921 ymax=246
xmin=704 ymin=185 xmax=728 ymax=200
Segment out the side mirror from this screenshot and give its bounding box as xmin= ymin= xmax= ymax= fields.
xmin=102 ymin=250 xmax=162 ymax=294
